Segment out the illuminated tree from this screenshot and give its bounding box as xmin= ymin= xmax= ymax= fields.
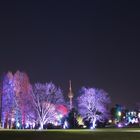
xmin=13 ymin=71 xmax=32 ymax=127
xmin=1 ymin=71 xmax=32 ymax=128
xmin=77 ymin=87 xmax=110 ymax=129
xmin=31 ymin=82 xmax=64 ymax=129
xmin=2 ymin=72 xmax=15 ymax=128
xmin=111 ymin=104 xmax=126 ymax=124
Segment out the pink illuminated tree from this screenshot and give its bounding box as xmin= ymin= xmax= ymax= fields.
xmin=31 ymin=82 xmax=64 ymax=129
xmin=77 ymin=87 xmax=110 ymax=129
xmin=13 ymin=71 xmax=32 ymax=127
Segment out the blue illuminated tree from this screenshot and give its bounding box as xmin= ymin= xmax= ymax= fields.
xmin=77 ymin=87 xmax=110 ymax=129
xmin=2 ymin=72 xmax=15 ymax=128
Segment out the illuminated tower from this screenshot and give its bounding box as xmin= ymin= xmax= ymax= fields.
xmin=68 ymin=80 xmax=74 ymax=110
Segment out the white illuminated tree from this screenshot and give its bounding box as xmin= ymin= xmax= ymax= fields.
xmin=77 ymin=87 xmax=110 ymax=129
xmin=31 ymin=82 xmax=64 ymax=129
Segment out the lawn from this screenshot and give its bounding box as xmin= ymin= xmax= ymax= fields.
xmin=0 ymin=128 xmax=140 ymax=140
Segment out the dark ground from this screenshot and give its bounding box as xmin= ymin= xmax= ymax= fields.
xmin=0 ymin=129 xmax=140 ymax=140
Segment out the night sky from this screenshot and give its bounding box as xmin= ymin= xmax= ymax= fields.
xmin=0 ymin=0 xmax=140 ymax=108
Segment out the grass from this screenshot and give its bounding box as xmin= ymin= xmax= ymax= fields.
xmin=0 ymin=128 xmax=140 ymax=140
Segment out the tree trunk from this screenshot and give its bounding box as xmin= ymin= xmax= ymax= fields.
xmin=40 ymin=122 xmax=44 ymax=130
xmin=91 ymin=117 xmax=96 ymax=129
